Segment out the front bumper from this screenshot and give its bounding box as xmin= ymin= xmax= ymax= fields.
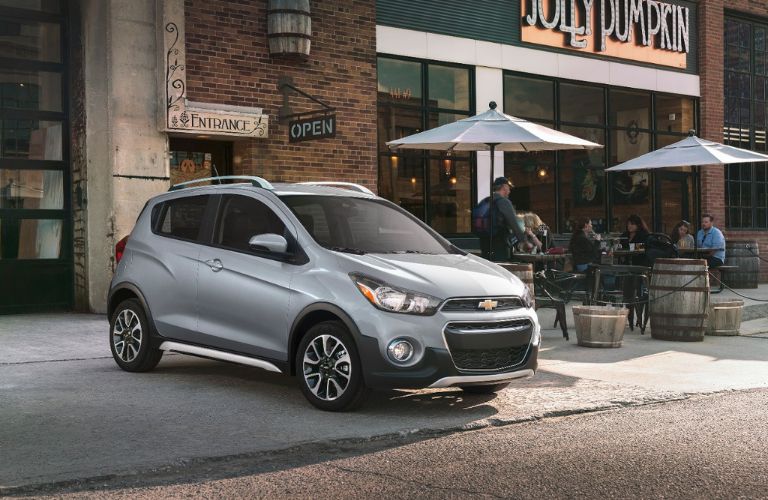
xmin=357 ymin=335 xmax=539 ymax=390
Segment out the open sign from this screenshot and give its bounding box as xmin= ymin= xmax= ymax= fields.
xmin=289 ymin=114 xmax=336 ymax=143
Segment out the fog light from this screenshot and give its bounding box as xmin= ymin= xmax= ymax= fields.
xmin=387 ymin=339 xmax=414 ymax=363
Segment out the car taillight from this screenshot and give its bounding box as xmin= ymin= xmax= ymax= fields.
xmin=115 ymin=235 xmax=129 ymax=264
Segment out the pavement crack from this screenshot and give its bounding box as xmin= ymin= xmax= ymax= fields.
xmin=322 ymin=462 xmax=506 ymax=499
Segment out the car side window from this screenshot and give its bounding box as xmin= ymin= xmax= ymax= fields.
xmin=156 ymin=195 xmax=209 ymax=241
xmin=215 ymin=195 xmax=287 ymax=253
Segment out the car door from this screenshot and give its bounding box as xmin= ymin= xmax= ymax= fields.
xmin=194 ymin=193 xmax=300 ymax=361
xmin=138 ymin=194 xmax=214 ymax=341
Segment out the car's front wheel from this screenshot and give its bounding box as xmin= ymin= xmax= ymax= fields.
xmin=109 ymin=298 xmax=163 ymax=372
xmin=297 ymin=321 xmax=368 ymax=411
xmin=460 ymin=382 xmax=510 ymax=394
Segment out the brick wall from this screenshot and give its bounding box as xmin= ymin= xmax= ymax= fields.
xmin=183 ymin=0 xmax=378 ymax=190
xmin=699 ymin=0 xmax=768 ymax=281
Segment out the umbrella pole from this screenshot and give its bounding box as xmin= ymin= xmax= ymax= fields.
xmin=694 ymin=165 xmax=699 ymax=256
xmin=489 ymin=144 xmax=496 ymax=261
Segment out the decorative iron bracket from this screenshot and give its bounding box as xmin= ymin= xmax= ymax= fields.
xmin=278 ymin=76 xmax=335 ymax=122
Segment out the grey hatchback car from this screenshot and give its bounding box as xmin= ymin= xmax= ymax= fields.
xmin=108 ymin=176 xmax=540 ymax=411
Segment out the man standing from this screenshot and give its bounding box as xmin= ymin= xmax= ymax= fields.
xmin=479 ymin=177 xmax=529 ymax=261
xmin=696 ymin=213 xmax=726 ymax=268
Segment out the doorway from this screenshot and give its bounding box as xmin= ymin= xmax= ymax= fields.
xmin=168 ymin=138 xmax=232 ymax=187
xmin=654 ymin=171 xmax=691 ymax=235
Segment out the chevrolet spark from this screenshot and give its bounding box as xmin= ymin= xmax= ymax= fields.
xmin=108 ymin=177 xmax=540 ymax=411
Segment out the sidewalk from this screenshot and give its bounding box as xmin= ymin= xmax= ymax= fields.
xmin=2 ymin=303 xmax=768 ymax=490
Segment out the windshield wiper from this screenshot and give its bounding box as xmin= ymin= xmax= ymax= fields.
xmin=388 ymin=250 xmax=438 ymax=255
xmin=323 ymin=245 xmax=367 ymax=255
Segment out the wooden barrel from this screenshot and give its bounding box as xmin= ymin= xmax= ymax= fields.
xmin=724 ymin=240 xmax=759 ymax=289
xmin=706 ymin=299 xmax=744 ymax=336
xmin=649 ymin=259 xmax=709 ymax=342
xmin=499 ymin=263 xmax=534 ymax=307
xmin=572 ymin=305 xmax=628 ymax=348
xmin=267 ymin=0 xmax=311 ymax=58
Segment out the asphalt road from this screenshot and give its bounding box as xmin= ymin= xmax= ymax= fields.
xmin=26 ymin=389 xmax=768 ymax=499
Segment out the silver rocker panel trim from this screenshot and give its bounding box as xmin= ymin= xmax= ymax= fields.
xmin=428 ymin=369 xmax=534 ymax=388
xmin=159 ymin=341 xmax=282 ymax=373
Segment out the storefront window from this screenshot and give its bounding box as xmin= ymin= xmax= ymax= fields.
xmin=0 ymin=169 xmax=63 ymax=209
xmin=377 ymin=56 xmax=473 ymax=234
xmin=559 ymin=127 xmax=607 ymax=233
xmin=609 ymin=89 xmax=651 ymax=129
xmin=428 ymin=65 xmax=470 ymax=110
xmin=378 ymin=153 xmax=424 ymax=220
xmin=0 ymin=1 xmax=61 ymax=12
xmin=1 ymin=120 xmax=62 ymax=159
xmin=429 ymin=154 xmax=472 ymax=234
xmin=503 ymin=74 xmax=554 ymax=123
xmin=0 ymin=19 xmax=61 ymax=63
xmin=0 ymin=218 xmax=61 ymax=259
xmin=504 ymin=152 xmax=556 ymax=232
xmin=655 ymin=95 xmax=696 ymax=134
xmin=724 ymin=16 xmax=768 ymax=229
xmin=560 ymin=84 xmax=604 ymax=125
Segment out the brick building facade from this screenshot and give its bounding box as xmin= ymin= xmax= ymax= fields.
xmin=183 ymin=0 xmax=378 ymax=188
xmin=699 ymin=0 xmax=768 ymax=282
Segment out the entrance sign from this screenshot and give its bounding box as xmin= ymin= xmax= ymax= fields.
xmin=157 ymin=0 xmax=269 ymax=138
xmin=289 ymin=115 xmax=336 ymax=143
xmin=522 ymin=0 xmax=690 ymax=69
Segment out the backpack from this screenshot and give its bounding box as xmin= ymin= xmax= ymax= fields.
xmin=472 ymin=197 xmax=504 ymax=236
xmin=645 ymin=233 xmax=678 ymax=265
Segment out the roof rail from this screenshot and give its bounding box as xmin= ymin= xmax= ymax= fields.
xmin=169 ymin=175 xmax=273 ymax=191
xmin=297 ymin=182 xmax=374 ymax=195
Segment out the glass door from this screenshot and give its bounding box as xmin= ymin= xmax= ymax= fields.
xmin=654 ymin=171 xmax=692 ymax=235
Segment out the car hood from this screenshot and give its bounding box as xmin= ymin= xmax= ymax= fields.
xmin=334 ymin=252 xmax=525 ymax=299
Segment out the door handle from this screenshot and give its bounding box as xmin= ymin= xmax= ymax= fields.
xmin=205 ymin=259 xmax=224 ymax=272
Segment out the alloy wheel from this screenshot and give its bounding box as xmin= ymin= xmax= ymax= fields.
xmin=112 ymin=309 xmax=142 ymax=363
xmin=302 ymin=334 xmax=352 ymax=401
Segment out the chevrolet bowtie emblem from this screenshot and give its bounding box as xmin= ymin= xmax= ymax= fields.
xmin=478 ymin=299 xmax=498 ymax=311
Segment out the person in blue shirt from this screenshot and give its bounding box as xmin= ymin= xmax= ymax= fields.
xmin=696 ymin=213 xmax=726 ymax=268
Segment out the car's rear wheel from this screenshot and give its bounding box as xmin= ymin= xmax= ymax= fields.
xmin=110 ymin=298 xmax=163 ymax=372
xmin=297 ymin=321 xmax=367 ymax=411
xmin=460 ymin=382 xmax=510 ymax=394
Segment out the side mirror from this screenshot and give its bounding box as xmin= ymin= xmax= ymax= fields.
xmin=248 ymin=233 xmax=288 ymax=254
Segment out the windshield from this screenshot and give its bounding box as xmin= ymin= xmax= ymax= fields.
xmin=280 ymin=195 xmax=459 ymax=255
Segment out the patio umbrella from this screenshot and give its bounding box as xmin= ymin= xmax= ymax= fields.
xmin=387 ymin=101 xmax=602 ymax=259
xmin=606 ymin=131 xmax=768 ymax=252
xmin=606 ymin=133 xmax=768 ymax=171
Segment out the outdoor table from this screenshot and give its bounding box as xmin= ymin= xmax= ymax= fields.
xmin=586 ymin=264 xmax=652 ymax=333
xmin=611 ymin=249 xmax=646 ymax=266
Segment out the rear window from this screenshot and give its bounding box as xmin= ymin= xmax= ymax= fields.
xmin=156 ymin=195 xmax=208 ymax=241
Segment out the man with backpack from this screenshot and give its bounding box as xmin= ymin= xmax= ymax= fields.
xmin=473 ymin=177 xmax=530 ymax=262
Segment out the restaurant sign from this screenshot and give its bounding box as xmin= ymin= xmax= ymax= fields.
xmin=522 ymin=0 xmax=691 ymax=69
xmin=289 ymin=114 xmax=336 ymax=143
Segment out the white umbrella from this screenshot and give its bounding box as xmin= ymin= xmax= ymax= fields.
xmin=387 ymin=102 xmax=602 ymax=259
xmin=606 ymin=131 xmax=768 ymax=254
xmin=606 ymin=133 xmax=768 ymax=172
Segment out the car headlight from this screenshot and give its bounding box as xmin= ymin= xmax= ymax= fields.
xmin=520 ymin=285 xmax=534 ymax=309
xmin=350 ymin=274 xmax=440 ymax=315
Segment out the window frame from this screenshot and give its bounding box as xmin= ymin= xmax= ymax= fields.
xmin=724 ymin=13 xmax=768 ymax=230
xmin=502 ymin=70 xmax=699 ymax=233
xmin=377 ymin=54 xmax=476 ymax=237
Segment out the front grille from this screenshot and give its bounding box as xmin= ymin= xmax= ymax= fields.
xmin=440 ymin=297 xmax=524 ymax=312
xmin=444 ymin=319 xmax=533 ymax=371
xmin=450 ymin=345 xmax=528 ymax=371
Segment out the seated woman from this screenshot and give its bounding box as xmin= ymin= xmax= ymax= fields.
xmin=569 ymin=217 xmax=600 ymax=272
xmin=516 ymin=212 xmax=547 ymax=253
xmin=620 ymin=214 xmax=650 ymax=267
xmin=670 ymin=220 xmax=694 ymax=249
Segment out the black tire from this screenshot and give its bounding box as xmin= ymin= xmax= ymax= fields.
xmin=109 ymin=298 xmax=163 ymax=372
xmin=460 ymin=382 xmax=510 ymax=394
xmin=296 ymin=320 xmax=368 ymax=411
